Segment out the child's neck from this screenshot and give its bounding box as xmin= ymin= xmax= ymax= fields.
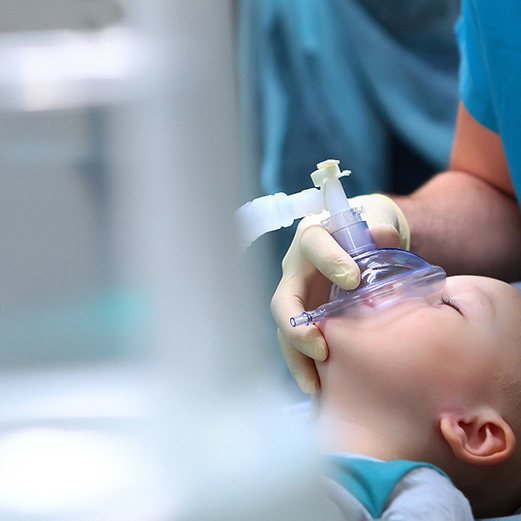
xmin=315 ymin=395 xmax=442 ymax=464
xmin=316 ymin=413 xmax=405 ymax=461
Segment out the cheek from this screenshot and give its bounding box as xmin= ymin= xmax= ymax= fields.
xmin=375 ymin=329 xmax=483 ymax=403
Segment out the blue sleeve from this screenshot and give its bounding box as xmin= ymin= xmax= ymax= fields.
xmin=456 ymin=0 xmax=498 ymax=132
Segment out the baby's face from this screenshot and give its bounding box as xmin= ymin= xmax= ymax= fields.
xmin=317 ymin=276 xmax=521 ymax=411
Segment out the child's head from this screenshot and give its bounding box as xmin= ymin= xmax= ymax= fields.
xmin=315 ymin=275 xmax=521 ymax=517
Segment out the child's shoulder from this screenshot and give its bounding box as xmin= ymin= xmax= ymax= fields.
xmin=324 ymin=454 xmax=473 ymax=520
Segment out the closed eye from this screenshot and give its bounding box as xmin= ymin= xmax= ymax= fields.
xmin=441 ymin=296 xmax=463 ymax=316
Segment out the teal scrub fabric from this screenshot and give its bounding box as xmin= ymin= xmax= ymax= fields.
xmin=326 ymin=455 xmax=448 ymax=518
xmin=457 ymin=0 xmax=521 ymax=204
xmin=239 ymin=0 xmax=459 ymax=198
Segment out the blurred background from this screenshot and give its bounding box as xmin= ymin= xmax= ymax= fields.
xmin=0 ymin=1 xmax=459 ymax=519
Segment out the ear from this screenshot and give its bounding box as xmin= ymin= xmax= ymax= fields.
xmin=439 ymin=411 xmax=516 ymax=465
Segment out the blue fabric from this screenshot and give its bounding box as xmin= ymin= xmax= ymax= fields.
xmin=457 ymin=0 xmax=521 ymax=204
xmin=326 ymin=454 xmax=448 ymax=519
xmin=239 ymin=0 xmax=459 ymax=198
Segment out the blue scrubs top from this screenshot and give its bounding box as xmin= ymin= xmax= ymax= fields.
xmin=239 ymin=0 xmax=459 ymax=198
xmin=457 ymin=0 xmax=521 ymax=204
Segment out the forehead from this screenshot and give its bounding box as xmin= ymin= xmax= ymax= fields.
xmin=446 ymin=275 xmax=521 ymax=343
xmin=447 ymin=276 xmax=521 ymax=316
xmin=446 ymin=275 xmax=520 ymax=297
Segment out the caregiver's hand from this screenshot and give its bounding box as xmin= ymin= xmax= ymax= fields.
xmin=271 ymin=194 xmax=410 ymax=395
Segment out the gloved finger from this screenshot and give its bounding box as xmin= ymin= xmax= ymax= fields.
xmin=300 ymin=224 xmax=360 ymax=291
xmin=370 ymin=223 xmax=401 ymax=249
xmin=278 ymin=329 xmax=320 ymax=395
xmin=271 ymin=278 xmax=328 ymax=361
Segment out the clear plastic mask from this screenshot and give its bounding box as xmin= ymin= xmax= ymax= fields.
xmin=328 ymin=248 xmax=447 ymax=313
xmin=290 ymin=249 xmax=446 ymax=327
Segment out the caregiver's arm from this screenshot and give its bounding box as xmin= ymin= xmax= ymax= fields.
xmin=395 ymin=103 xmax=521 ymax=281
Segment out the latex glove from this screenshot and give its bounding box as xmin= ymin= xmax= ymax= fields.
xmin=271 ymin=194 xmax=410 ymax=395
